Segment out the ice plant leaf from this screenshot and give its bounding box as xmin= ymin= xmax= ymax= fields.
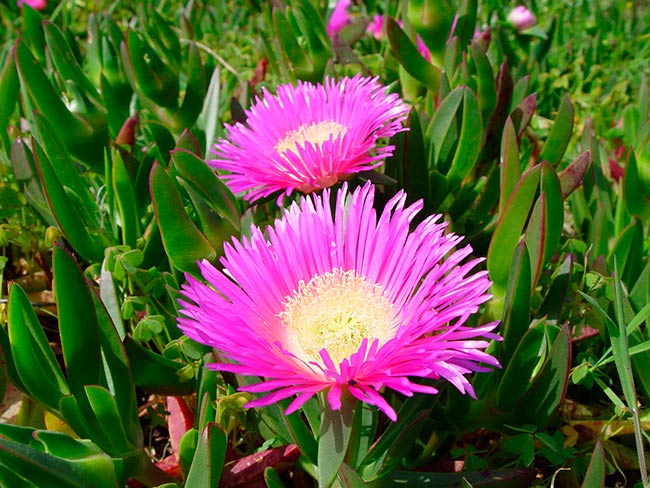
xmin=385 ymin=17 xmax=441 ymax=92
xmin=488 ymin=165 xmax=541 ymax=294
xmin=318 ymin=394 xmax=356 ymax=488
xmin=211 ymin=75 xmax=409 ymax=202
xmin=150 ymin=162 xmax=216 ymax=274
xmin=178 ymin=183 xmax=499 ymax=423
xmin=581 ymin=441 xmax=605 ymax=488
xmin=538 ymin=94 xmax=574 ymax=166
xmin=184 ymin=423 xmax=227 ymax=488
xmin=7 ymin=283 xmax=70 ymax=413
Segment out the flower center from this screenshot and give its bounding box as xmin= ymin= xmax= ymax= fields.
xmin=279 ymin=268 xmax=395 ymax=366
xmin=275 ymin=121 xmax=348 ymax=156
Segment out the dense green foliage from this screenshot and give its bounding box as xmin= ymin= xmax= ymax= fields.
xmin=1 ymin=0 xmax=650 ymax=487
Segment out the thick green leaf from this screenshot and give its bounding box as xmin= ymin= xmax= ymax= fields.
xmin=470 ymin=42 xmax=496 ymax=122
xmin=386 ymin=17 xmax=441 ymax=92
xmin=184 ymin=423 xmax=227 ymax=487
xmin=177 ymin=41 xmax=205 ymax=129
xmin=90 ymin=289 xmax=140 ymax=446
xmin=273 ymin=7 xmax=313 ymax=80
xmin=33 ymin=140 xmax=106 ymax=262
xmin=318 ymin=395 xmax=357 ymax=488
xmin=511 ymin=93 xmax=537 ymax=138
xmin=7 ymin=284 xmax=70 ymax=413
xmin=425 ymin=87 xmax=464 ymax=172
xmin=538 ymin=94 xmax=574 ymax=166
xmin=264 ymin=466 xmax=285 ymax=488
xmin=495 ymin=323 xmax=543 ymax=411
xmin=385 ymin=109 xmax=431 ymax=208
xmin=123 ymin=30 xmax=178 ymax=108
xmin=124 ymin=337 xmax=195 ymax=396
xmin=446 ymin=88 xmax=483 ymax=191
xmin=499 ymin=117 xmax=521 ymax=213
xmin=112 ymin=151 xmax=140 ymax=248
xmin=43 ymin=21 xmax=102 ymax=107
xmin=171 ymin=149 xmax=241 ymax=230
xmin=558 ymin=151 xmax=590 ymax=198
xmin=53 ymin=247 xmax=103 ymax=397
xmin=581 ymin=441 xmax=605 ymax=488
xmin=150 ymin=162 xmax=217 ymax=274
xmin=84 ymin=386 xmax=132 ymax=455
xmin=610 ymin=219 xmax=644 ymax=288
xmin=498 ymin=241 xmax=531 ymax=366
xmin=509 ymin=322 xmax=571 ymax=428
xmin=487 ymin=165 xmax=541 ymax=293
xmin=0 ymin=45 xmax=19 ymax=150
xmin=0 ymin=437 xmax=117 ymax=488
xmin=337 ymin=462 xmax=368 ymax=487
xmin=623 ymin=151 xmax=650 ymax=218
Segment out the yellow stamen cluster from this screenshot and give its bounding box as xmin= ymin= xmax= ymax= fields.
xmin=279 ymin=268 xmax=395 ymax=366
xmin=275 ymin=121 xmax=348 ymax=156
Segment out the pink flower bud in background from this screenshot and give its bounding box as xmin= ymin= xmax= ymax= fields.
xmin=326 ymin=0 xmax=353 ymax=37
xmin=17 ymin=0 xmax=47 ymax=9
xmin=507 ymin=6 xmax=536 ymax=31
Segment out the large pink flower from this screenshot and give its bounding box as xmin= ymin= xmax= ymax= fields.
xmin=178 ymin=182 xmax=499 ymax=421
xmin=210 ymin=76 xmax=409 ymax=202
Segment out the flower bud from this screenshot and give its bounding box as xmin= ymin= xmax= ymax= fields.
xmin=507 ymin=6 xmax=537 ymax=31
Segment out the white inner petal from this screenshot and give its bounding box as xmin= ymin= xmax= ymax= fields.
xmin=275 ymin=121 xmax=348 ymax=156
xmin=278 ymin=268 xmax=395 ymax=366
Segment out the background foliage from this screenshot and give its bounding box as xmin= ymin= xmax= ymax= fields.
xmin=1 ymin=0 xmax=650 ymax=486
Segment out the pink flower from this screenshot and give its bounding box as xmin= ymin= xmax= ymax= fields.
xmin=17 ymin=0 xmax=47 ymax=9
xmin=178 ymin=182 xmax=500 ymax=421
xmin=327 ymin=0 xmax=353 ymax=36
xmin=507 ymin=6 xmax=537 ymax=31
xmin=210 ymin=76 xmax=409 ymax=202
xmin=367 ymin=15 xmax=431 ymax=63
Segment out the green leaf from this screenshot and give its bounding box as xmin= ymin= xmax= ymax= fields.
xmin=264 ymin=466 xmax=285 ymax=488
xmin=184 ymin=423 xmax=227 ymax=487
xmin=122 ymin=30 xmax=179 ymax=108
xmin=150 ymin=162 xmax=217 ymax=274
xmin=511 ymin=93 xmax=537 ymax=138
xmin=538 ymin=94 xmax=574 ymax=166
xmin=385 ymin=109 xmax=431 ymax=209
xmin=0 ymin=45 xmax=19 ymax=150
xmin=425 ymin=87 xmax=464 ymax=173
xmin=124 ymin=337 xmax=195 ymax=396
xmin=33 ymin=140 xmax=106 ymax=262
xmin=581 ymin=441 xmax=605 ymax=488
xmin=0 ymin=436 xmax=117 ymax=488
xmin=171 ymin=149 xmax=241 ymax=231
xmin=53 ymin=247 xmax=103 ymax=397
xmin=499 ymin=118 xmax=521 ymax=213
xmin=498 ymin=241 xmax=531 ymax=366
xmin=495 ymin=323 xmax=543 ymax=412
xmin=558 ymin=151 xmax=590 ymax=198
xmin=446 ymin=88 xmax=483 ymax=191
xmin=43 ymin=21 xmax=102 ymax=107
xmin=177 ymin=41 xmax=206 ymax=129
xmin=112 ymin=151 xmax=140 ymax=248
xmin=90 ymin=289 xmax=140 ymax=446
xmin=84 ymin=386 xmax=132 ymax=455
xmin=337 ymin=462 xmax=368 ymax=487
xmin=386 ymin=17 xmax=441 ymax=92
xmin=470 ymin=42 xmax=496 ymax=121
xmin=623 ymin=151 xmax=650 ymax=218
xmin=487 ymin=165 xmax=541 ymax=293
xmin=7 ymin=283 xmax=70 ymax=413
xmin=318 ymin=395 xmax=357 ymax=488
xmin=273 ymin=7 xmax=313 ymax=80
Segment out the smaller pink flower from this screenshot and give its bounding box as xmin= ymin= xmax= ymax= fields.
xmin=507 ymin=6 xmax=537 ymax=31
xmin=327 ymin=0 xmax=353 ymax=37
xmin=17 ymin=0 xmax=47 ymax=9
